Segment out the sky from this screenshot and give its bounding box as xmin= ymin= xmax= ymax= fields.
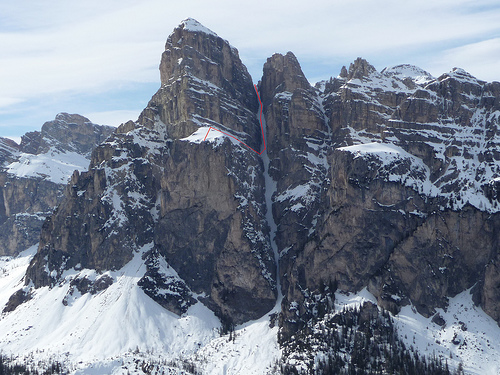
xmin=1 ymin=0 xmax=500 ymax=141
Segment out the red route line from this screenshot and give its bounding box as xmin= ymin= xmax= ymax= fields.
xmin=202 ymin=84 xmax=266 ymax=155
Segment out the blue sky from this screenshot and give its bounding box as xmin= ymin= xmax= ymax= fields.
xmin=1 ymin=0 xmax=500 ymax=141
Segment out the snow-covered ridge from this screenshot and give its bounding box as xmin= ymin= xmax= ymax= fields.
xmin=6 ymin=148 xmax=90 ymax=184
xmin=180 ymin=126 xmax=226 ymax=147
xmin=0 ymin=245 xmax=219 ymax=364
xmin=1 ymin=113 xmax=113 ymax=184
xmin=337 ymin=142 xmax=437 ymax=198
xmin=342 ymin=66 xmax=418 ymax=98
xmin=337 ymin=139 xmax=500 ymax=213
xmin=381 ymin=64 xmax=435 ymax=86
xmin=0 ymin=137 xmax=19 ymax=155
xmin=338 ymin=142 xmax=412 ymax=158
xmin=180 ymin=18 xmax=219 ymax=38
xmin=439 ymin=67 xmax=485 ymax=85
xmin=325 ymin=57 xmax=500 ymax=214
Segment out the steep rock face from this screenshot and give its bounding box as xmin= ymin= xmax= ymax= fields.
xmin=155 ymin=140 xmax=275 ymax=322
xmin=322 ymin=58 xmax=416 ymax=139
xmin=19 ymin=113 xmax=113 ymax=156
xmin=0 ymin=175 xmax=62 ymax=256
xmin=388 ymin=70 xmax=500 ymax=208
xmin=25 ymin=125 xmax=164 ymax=289
xmin=23 ymin=19 xmax=276 ymax=324
xmin=139 ymin=18 xmax=260 ymax=150
xmin=259 ymin=51 xmax=331 ymax=335
xmin=0 ymin=138 xmax=19 ymax=166
xmin=0 ymin=114 xmax=113 ymax=256
xmin=370 ymin=207 xmax=500 ymax=316
xmin=270 ymin=58 xmax=500 ymax=341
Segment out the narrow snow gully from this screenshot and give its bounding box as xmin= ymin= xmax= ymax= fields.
xmin=257 ymin=93 xmax=283 ymax=306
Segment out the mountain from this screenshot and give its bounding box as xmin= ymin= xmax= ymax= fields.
xmin=1 ymin=18 xmax=500 ymax=374
xmin=0 ymin=113 xmax=113 ymax=257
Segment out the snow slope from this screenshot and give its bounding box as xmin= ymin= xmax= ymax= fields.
xmin=381 ymin=64 xmax=435 ymax=85
xmin=6 ymin=147 xmax=90 ymax=184
xmin=338 ymin=137 xmax=500 ymax=213
xmin=193 ymin=305 xmax=281 ymax=375
xmin=337 ymin=142 xmax=438 ymax=197
xmin=181 ymin=18 xmax=219 ymax=38
xmin=0 ymin=245 xmax=281 ymax=374
xmin=0 ymin=245 xmax=218 ymax=366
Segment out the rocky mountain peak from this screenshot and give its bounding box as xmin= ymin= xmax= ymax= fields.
xmin=260 ymin=51 xmax=311 ymax=105
xmin=438 ymin=67 xmax=483 ymax=84
xmin=0 ymin=137 xmax=19 ymax=150
xmin=0 ymin=114 xmax=113 ymax=257
xmin=21 ymin=20 xmax=275 ymax=325
xmin=52 ymin=112 xmax=90 ymax=126
xmin=159 ymin=18 xmax=233 ymax=86
xmin=347 ymin=57 xmax=377 ymax=80
xmin=179 ymin=17 xmax=219 ymax=37
xmin=159 ymin=17 xmax=254 ymax=105
xmin=140 ymin=18 xmax=260 ymax=148
xmin=0 ymin=137 xmax=20 ymax=166
xmin=4 ymin=19 xmax=500 ymax=375
xmin=339 ymin=65 xmax=348 ymax=78
xmin=381 ymin=64 xmax=434 ymax=86
xmin=19 ymin=113 xmax=113 ymax=156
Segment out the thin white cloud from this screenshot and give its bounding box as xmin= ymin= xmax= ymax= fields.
xmin=0 ymin=97 xmax=24 ymax=109
xmin=84 ymin=110 xmax=142 ymax=127
xmin=427 ymin=38 xmax=500 ymax=82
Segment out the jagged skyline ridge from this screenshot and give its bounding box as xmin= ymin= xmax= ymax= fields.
xmin=1 ymin=2 xmax=500 ymax=137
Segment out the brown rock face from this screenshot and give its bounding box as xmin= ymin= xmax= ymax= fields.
xmin=0 ymin=138 xmax=19 ymax=166
xmin=372 ymin=208 xmax=499 ymax=316
xmin=261 ymin=56 xmax=500 ymax=338
xmin=0 ymin=115 xmax=113 ymax=257
xmin=24 ymin=19 xmax=276 ymax=325
xmin=483 ymin=255 xmax=500 ymax=323
xmin=139 ymin=18 xmax=260 ymax=150
xmin=0 ymin=174 xmax=63 ymax=256
xmin=260 ymin=52 xmax=311 ymax=106
xmin=259 ymin=52 xmax=332 ymax=334
xmin=26 ymin=126 xmax=165 ymax=283
xmin=20 ymin=113 xmax=113 ymax=156
xmin=155 ymin=140 xmax=275 ymax=322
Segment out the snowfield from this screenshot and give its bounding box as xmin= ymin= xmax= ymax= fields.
xmin=0 ymin=245 xmax=281 ymax=374
xmin=338 ymin=140 xmax=500 ymax=213
xmin=1 ymin=247 xmax=499 ymax=374
xmin=6 ymin=147 xmax=90 ymax=184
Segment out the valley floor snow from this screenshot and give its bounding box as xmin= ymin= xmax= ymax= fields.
xmin=0 ymin=246 xmax=281 ymax=375
xmin=1 ymin=247 xmax=499 ymax=374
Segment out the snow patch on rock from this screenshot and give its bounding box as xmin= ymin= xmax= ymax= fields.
xmin=180 ymin=18 xmax=218 ymax=38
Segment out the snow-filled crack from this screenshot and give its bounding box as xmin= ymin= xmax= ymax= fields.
xmin=260 ymin=110 xmax=283 ymax=305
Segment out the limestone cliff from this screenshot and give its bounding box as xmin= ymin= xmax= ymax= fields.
xmin=23 ymin=18 xmax=276 ymax=324
xmin=263 ymin=58 xmax=500 ymax=342
xmin=0 ymin=114 xmax=113 ymax=256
